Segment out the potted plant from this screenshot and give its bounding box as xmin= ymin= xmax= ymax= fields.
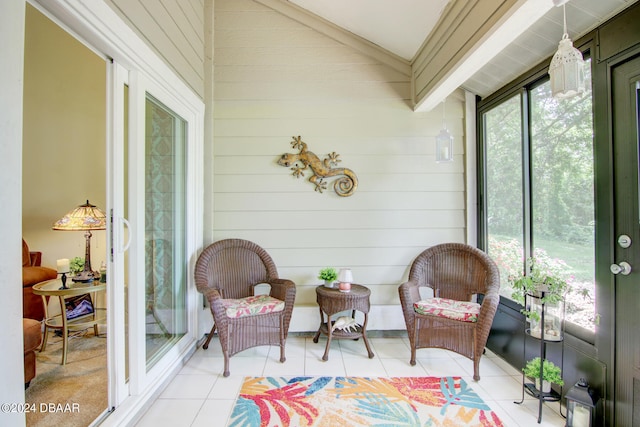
xmin=509 ymin=257 xmax=569 ymax=305
xmin=318 ymin=267 xmax=338 ymax=287
xmin=70 ymin=256 xmax=85 ymax=275
xmin=509 ymin=257 xmax=569 ymax=340
xmin=523 ymin=357 xmax=564 ymax=393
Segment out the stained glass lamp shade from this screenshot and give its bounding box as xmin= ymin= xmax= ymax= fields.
xmin=52 ymin=200 xmax=106 ymax=282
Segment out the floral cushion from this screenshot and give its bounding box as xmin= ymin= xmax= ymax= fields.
xmin=413 ymin=298 xmax=480 ymax=323
xmin=221 ymin=295 xmax=285 ymax=319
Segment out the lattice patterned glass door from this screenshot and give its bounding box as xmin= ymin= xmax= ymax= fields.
xmin=144 ymin=93 xmax=187 ymax=368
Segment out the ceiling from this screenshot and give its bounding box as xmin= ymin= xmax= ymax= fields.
xmin=288 ymin=0 xmax=449 ymax=61
xmin=288 ymin=0 xmax=637 ymax=99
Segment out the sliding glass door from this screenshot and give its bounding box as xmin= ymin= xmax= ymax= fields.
xmin=144 ymin=95 xmax=188 ymax=368
xmin=28 ymin=0 xmax=204 ymax=423
xmin=108 ymin=63 xmax=202 ymax=409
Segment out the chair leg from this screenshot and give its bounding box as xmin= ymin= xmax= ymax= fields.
xmin=202 ymin=323 xmax=217 ymax=350
xmin=40 ymin=325 xmax=49 ymax=352
xmin=279 ymin=315 xmax=286 ymax=363
xmin=473 ymin=358 xmax=480 ymax=381
xmin=223 ymin=351 xmax=230 ymax=377
xmin=61 ymin=325 xmax=68 ymax=365
xmin=410 ymin=320 xmax=417 ymax=366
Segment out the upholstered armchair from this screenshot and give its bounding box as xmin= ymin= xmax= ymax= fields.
xmin=22 ymin=239 xmax=57 ymax=320
xmin=23 ymin=318 xmax=42 ymax=388
xmin=398 ymin=243 xmax=500 ymax=380
xmin=194 ymin=239 xmax=296 ymax=377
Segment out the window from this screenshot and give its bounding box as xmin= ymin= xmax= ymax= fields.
xmin=481 ymin=59 xmax=595 ymax=335
xmin=483 ymin=94 xmax=524 ymax=293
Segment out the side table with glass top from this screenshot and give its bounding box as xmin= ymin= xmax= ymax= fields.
xmin=313 ymin=283 xmax=375 ymax=361
xmin=32 ymin=279 xmax=106 ymax=365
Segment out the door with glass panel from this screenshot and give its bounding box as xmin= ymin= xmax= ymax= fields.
xmin=109 ymin=66 xmax=198 ymax=404
xmin=142 ymin=94 xmax=188 ymax=368
xmin=611 ymin=54 xmax=640 ymax=427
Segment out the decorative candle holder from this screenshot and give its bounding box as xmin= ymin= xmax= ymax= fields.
xmin=528 ymin=296 xmax=564 ymax=341
xmin=57 ymin=258 xmax=70 ymax=289
xmin=337 ymin=268 xmax=353 ymax=293
xmin=58 ymin=272 xmax=69 ymax=289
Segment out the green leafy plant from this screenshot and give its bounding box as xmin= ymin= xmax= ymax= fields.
xmin=70 ymin=257 xmax=84 ymax=275
xmin=509 ymin=257 xmax=569 ymax=320
xmin=522 ymin=357 xmax=564 ymax=386
xmin=318 ymin=267 xmax=337 ymax=282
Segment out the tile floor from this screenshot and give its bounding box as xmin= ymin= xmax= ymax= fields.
xmin=134 ymin=334 xmax=566 ymax=427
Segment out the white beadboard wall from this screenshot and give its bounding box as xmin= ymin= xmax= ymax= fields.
xmin=213 ymin=0 xmax=467 ymax=331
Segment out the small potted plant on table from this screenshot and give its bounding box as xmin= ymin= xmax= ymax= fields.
xmin=70 ymin=256 xmax=85 ymax=276
xmin=523 ymin=357 xmax=564 ymax=393
xmin=318 ymin=267 xmax=337 ymax=288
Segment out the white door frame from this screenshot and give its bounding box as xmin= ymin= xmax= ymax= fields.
xmin=30 ymin=1 xmax=204 ymax=425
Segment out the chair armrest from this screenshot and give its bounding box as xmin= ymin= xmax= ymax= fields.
xmin=398 ymin=280 xmax=421 ymax=305
xmin=478 ymin=288 xmax=499 ymax=323
xmin=202 ymin=287 xmax=221 ymax=304
xmin=29 ymin=252 xmax=42 ymax=267
xmin=203 ymin=288 xmax=229 ymax=322
xmin=269 ymin=278 xmax=296 ymax=339
xmin=398 ymin=280 xmax=422 ymax=338
xmin=267 ymin=278 xmax=296 ymax=306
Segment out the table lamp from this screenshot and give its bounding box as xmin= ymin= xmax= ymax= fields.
xmin=52 ymin=200 xmax=106 ymax=283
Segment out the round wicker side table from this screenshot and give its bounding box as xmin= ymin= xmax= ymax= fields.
xmin=312 ymin=283 xmax=375 ymax=361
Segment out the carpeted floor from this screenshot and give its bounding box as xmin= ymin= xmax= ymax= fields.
xmin=24 ymin=330 xmax=108 ymax=427
xmin=228 ymin=376 xmax=504 ymax=426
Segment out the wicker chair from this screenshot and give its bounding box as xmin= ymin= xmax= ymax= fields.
xmin=194 ymin=239 xmax=296 ymax=377
xmin=398 ymin=243 xmax=500 ymax=381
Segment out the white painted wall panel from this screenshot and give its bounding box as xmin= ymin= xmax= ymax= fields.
xmin=212 ymin=132 xmax=462 ymax=152
xmin=213 ymin=192 xmax=464 ymax=211
xmin=212 ymin=152 xmax=463 ymax=172
xmin=216 ymin=28 xmax=343 ymax=50
xmin=106 ymin=0 xmax=205 ymax=97
xmin=215 ymin=63 xmax=409 ymax=83
xmin=215 ymin=48 xmax=388 ymax=68
xmin=213 ymin=174 xmax=464 ymax=193
xmin=213 ymin=0 xmax=467 ymax=330
xmin=213 ymin=210 xmax=465 ymax=230
xmin=215 ymin=81 xmax=411 ymax=102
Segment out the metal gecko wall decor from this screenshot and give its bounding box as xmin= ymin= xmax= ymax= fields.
xmin=277 ymin=136 xmax=358 ymax=197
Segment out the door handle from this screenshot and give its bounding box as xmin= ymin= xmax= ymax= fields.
xmin=610 ymin=261 xmax=632 ymax=275
xmin=119 ymin=216 xmax=132 ymax=252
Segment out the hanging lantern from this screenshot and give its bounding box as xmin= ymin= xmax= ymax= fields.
xmin=435 ymin=128 xmax=453 ymax=163
xmin=435 ymin=99 xmax=453 ymax=163
xmin=565 ymin=378 xmax=599 ymax=427
xmin=548 ymin=2 xmax=585 ymax=99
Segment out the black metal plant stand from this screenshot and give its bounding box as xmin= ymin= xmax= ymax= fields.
xmin=514 ymin=290 xmax=565 ymax=424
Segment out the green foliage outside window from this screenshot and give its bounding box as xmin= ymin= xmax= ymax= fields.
xmin=483 ymin=59 xmax=595 ymax=332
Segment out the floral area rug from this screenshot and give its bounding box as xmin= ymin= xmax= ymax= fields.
xmin=227 ymin=376 xmax=504 ymax=426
